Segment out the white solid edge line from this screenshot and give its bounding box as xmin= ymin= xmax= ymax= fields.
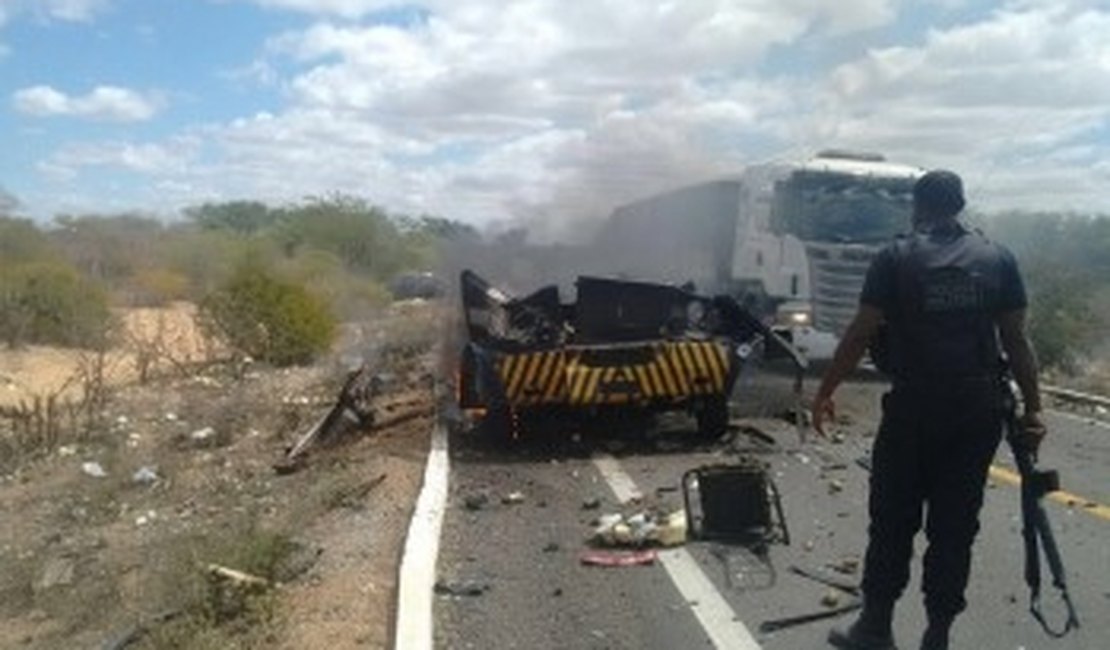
xmin=394 ymin=425 xmax=450 ymax=650
xmin=1046 ymin=408 xmax=1110 ymax=431
xmin=592 ymin=455 xmax=763 ymax=650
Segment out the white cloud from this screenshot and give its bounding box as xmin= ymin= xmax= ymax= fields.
xmin=44 ymin=137 xmax=200 ymax=176
xmin=247 ymin=0 xmax=400 ymax=19
xmin=40 ymin=0 xmax=111 ymax=22
xmin=0 ymin=0 xmax=111 ymax=24
xmin=23 ymin=1 xmax=1110 ymax=223
xmin=813 ymin=3 xmax=1110 ymax=212
xmin=0 ymin=0 xmax=111 ymax=56
xmin=13 ymin=85 xmax=162 ymax=122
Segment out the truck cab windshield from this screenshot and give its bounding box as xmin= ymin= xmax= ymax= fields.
xmin=771 ymin=171 xmax=915 ymax=244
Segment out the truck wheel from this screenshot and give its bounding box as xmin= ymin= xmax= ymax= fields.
xmin=696 ymin=397 xmax=730 ymax=439
xmin=481 ymin=406 xmax=517 ymax=442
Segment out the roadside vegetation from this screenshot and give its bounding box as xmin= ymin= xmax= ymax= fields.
xmin=0 ymin=198 xmax=470 ymax=647
xmin=978 ymin=211 xmax=1110 ymax=378
xmin=0 ymin=196 xmax=473 ymax=460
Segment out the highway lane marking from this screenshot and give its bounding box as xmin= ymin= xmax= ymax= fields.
xmin=394 ymin=425 xmax=450 ymax=650
xmin=593 ymin=454 xmax=763 ymax=650
xmin=988 ymin=465 xmax=1110 ymax=523
xmin=1046 ymin=408 xmax=1110 ymax=431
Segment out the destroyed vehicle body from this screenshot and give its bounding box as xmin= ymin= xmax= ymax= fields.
xmin=457 ymin=270 xmax=803 ymax=437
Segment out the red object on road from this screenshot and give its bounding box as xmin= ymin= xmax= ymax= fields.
xmin=579 ymin=549 xmax=659 ymax=567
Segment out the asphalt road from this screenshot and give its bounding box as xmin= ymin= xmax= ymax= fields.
xmin=434 ymin=376 xmax=1109 ymax=650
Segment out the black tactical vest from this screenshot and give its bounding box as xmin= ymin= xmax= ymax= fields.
xmin=874 ymin=224 xmax=1006 ymax=383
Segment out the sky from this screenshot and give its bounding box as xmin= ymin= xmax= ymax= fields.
xmin=2 ymin=0 xmax=1109 ymax=231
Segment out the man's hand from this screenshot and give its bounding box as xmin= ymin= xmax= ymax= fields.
xmin=811 ymin=305 xmax=881 ymax=439
xmin=1015 ymin=411 xmax=1047 ymax=457
xmin=812 ymin=393 xmax=836 ymax=438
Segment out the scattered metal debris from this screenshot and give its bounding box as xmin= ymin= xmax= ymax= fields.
xmin=463 ymin=493 xmax=490 ymax=511
xmin=434 ymin=580 xmax=490 ymax=597
xmin=682 ymin=458 xmax=789 ymax=545
xmin=758 ymin=564 xmax=863 ymax=633
xmin=590 ymin=510 xmax=686 ymax=548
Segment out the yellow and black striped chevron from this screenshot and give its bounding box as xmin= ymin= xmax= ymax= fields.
xmin=493 ymin=340 xmax=732 ymax=408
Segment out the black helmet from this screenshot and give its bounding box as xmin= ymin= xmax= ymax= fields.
xmin=913 ymin=169 xmax=965 ymax=217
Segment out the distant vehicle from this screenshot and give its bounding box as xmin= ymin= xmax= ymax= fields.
xmin=594 ymin=150 xmax=925 ymax=360
xmin=456 ymin=270 xmax=804 ymax=439
xmin=388 ymin=271 xmax=444 ymax=300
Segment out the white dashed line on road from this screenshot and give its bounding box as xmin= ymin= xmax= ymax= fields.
xmin=394 ymin=425 xmax=450 ymax=650
xmin=593 ymin=454 xmax=764 ymax=650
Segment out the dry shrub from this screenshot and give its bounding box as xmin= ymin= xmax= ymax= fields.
xmin=198 ymin=261 xmax=336 ymax=368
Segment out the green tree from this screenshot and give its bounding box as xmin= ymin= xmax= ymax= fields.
xmin=271 ymin=195 xmax=412 ymax=278
xmin=1025 ymin=263 xmax=1096 ymax=372
xmin=185 ymin=201 xmax=277 ymax=235
xmin=0 ymin=261 xmax=114 ymax=349
xmin=49 ymin=213 xmax=165 ymax=286
xmin=199 ymin=259 xmax=336 ymax=367
xmin=982 ymin=211 xmax=1109 ymax=371
xmin=0 ymin=216 xmax=50 ymax=265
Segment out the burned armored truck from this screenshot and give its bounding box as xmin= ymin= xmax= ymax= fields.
xmin=456 ymin=270 xmax=804 ymax=438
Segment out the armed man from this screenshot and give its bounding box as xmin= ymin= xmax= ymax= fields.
xmin=811 ymin=170 xmax=1046 ymax=650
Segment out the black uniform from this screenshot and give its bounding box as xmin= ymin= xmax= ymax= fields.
xmin=858 ymin=220 xmax=1027 ymax=620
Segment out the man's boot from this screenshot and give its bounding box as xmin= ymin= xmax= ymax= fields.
xmin=828 ymin=602 xmax=897 ymax=650
xmin=918 ymin=616 xmax=952 ymax=650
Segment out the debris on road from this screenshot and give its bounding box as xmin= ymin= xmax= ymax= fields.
xmin=827 ymin=478 xmax=844 ymax=494
xmin=683 ymin=460 xmax=789 ymax=545
xmin=579 ymin=549 xmax=658 ymax=567
xmin=759 ymin=564 xmax=864 ymax=633
xmin=821 ymin=589 xmax=842 ymax=607
xmin=434 ymin=580 xmax=490 ymax=597
xmin=829 ymin=558 xmax=861 ymax=575
xmin=81 ymin=461 xmax=107 ymax=478
xmin=759 ymin=600 xmax=863 ymax=633
xmin=590 ymin=510 xmax=687 ymax=548
xmin=463 ymin=493 xmax=490 ymax=511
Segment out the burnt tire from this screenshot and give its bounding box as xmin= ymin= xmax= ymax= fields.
xmin=696 ymin=397 xmax=730 ymax=439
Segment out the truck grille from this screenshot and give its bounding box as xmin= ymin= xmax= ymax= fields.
xmin=804 ymin=242 xmax=878 ymax=336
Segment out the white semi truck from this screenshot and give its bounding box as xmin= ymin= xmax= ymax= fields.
xmin=593 ymin=150 xmax=925 ymax=360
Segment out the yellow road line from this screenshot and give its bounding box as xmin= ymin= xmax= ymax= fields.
xmin=988 ymin=465 xmax=1110 ymax=523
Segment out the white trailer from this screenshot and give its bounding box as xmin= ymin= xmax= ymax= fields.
xmin=595 ymin=151 xmax=924 ymax=360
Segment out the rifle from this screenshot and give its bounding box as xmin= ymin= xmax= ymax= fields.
xmin=1001 ymin=380 xmax=1080 ymax=638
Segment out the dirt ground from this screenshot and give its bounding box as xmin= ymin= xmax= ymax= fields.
xmin=0 ymin=302 xmax=440 ymax=649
